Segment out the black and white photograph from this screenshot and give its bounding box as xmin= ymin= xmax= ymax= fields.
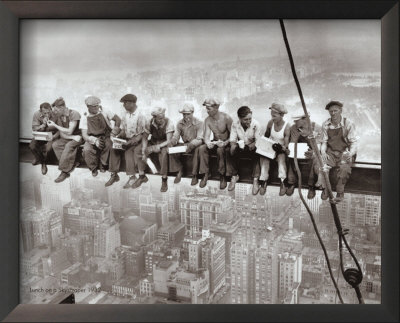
xmin=19 ymin=19 xmax=381 ymax=305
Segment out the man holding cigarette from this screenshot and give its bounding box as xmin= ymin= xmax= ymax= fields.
xmin=30 ymin=102 xmax=58 ymax=175
xmin=229 ymin=106 xmax=262 ymax=193
xmin=168 ymin=103 xmax=204 ymax=185
xmin=47 ymin=97 xmax=83 ymax=183
xmin=198 ymin=98 xmax=233 ymax=189
xmin=106 ymin=93 xmax=148 ymax=188
xmin=80 ymin=96 xmax=121 ymax=178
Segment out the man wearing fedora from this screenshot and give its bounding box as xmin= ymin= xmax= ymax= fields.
xmin=80 ymin=96 xmax=121 ymax=177
xmin=47 ymin=97 xmax=83 ymax=183
xmin=106 ymin=93 xmax=148 ymax=188
xmin=168 ymin=103 xmax=204 ymax=185
xmin=142 ymin=106 xmax=175 ymax=192
xmin=309 ymin=100 xmax=358 ymax=203
xmin=198 ymin=98 xmax=233 ymax=189
xmin=258 ymin=103 xmax=291 ymax=196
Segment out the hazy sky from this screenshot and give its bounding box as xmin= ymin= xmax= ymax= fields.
xmin=21 ymin=19 xmax=380 ymax=74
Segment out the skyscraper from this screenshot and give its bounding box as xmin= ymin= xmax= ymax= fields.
xmin=94 ymin=219 xmax=121 ymax=258
xmin=40 ymin=178 xmax=71 ymax=216
xmin=278 ymin=252 xmax=302 ymax=302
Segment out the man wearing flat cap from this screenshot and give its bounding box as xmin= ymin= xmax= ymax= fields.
xmin=142 ymin=106 xmax=175 ymax=192
xmin=106 ymin=93 xmax=148 ymax=188
xmin=47 ymin=97 xmax=83 ymax=183
xmin=29 ymin=102 xmax=58 ymax=175
xmin=309 ymin=100 xmax=358 ymax=202
xmin=168 ymin=103 xmax=204 ymax=185
xmin=198 ymin=98 xmax=233 ymax=189
xmin=80 ymin=96 xmax=121 ymax=178
xmin=229 ymin=106 xmax=262 ymax=193
xmin=258 ymin=103 xmax=291 ymax=196
xmin=286 ymin=108 xmax=322 ymax=197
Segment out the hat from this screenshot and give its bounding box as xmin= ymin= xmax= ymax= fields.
xmin=85 ymin=96 xmax=101 ymax=106
xmin=151 ymin=107 xmax=166 ymax=116
xmin=291 ymin=108 xmax=310 ymax=121
xmin=179 ymin=103 xmax=194 ymax=114
xmin=325 ymin=100 xmax=343 ymax=110
xmin=52 ymin=97 xmax=65 ymax=107
xmin=269 ymin=103 xmax=287 ymax=114
xmin=39 ymin=102 xmax=51 ymax=110
xmin=202 ymin=98 xmax=220 ymax=107
xmin=120 ymin=94 xmax=137 ymax=103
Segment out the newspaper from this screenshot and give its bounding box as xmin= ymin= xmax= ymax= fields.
xmin=168 ymin=145 xmax=187 ymax=154
xmin=255 ymin=136 xmax=277 ymax=159
xmin=111 ymin=137 xmax=127 ymax=150
xmin=32 ymin=131 xmax=53 ymax=141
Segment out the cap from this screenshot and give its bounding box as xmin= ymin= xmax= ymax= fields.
xmin=325 ymin=100 xmax=343 ymax=110
xmin=269 ymin=103 xmax=287 ymax=114
xmin=291 ymin=108 xmax=310 ymax=121
xmin=151 ymin=106 xmax=166 ymax=116
xmin=179 ymin=103 xmax=194 ymax=114
xmin=202 ymin=98 xmax=220 ymax=107
xmin=85 ymin=96 xmax=101 ymax=106
xmin=120 ymin=94 xmax=137 ymax=103
xmin=39 ymin=102 xmax=51 ymax=110
xmin=52 ymin=97 xmax=65 ymax=107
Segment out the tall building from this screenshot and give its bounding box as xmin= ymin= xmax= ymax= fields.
xmin=278 ymin=252 xmax=302 ymax=302
xmin=230 ymin=239 xmax=251 ymax=304
xmin=180 ymin=192 xmax=233 ymax=235
xmin=210 ymin=219 xmax=241 ymax=266
xmin=64 ymin=199 xmax=112 ymax=235
xmin=94 ymin=219 xmax=121 ymax=258
xmin=119 ymin=216 xmax=157 ymax=248
xmin=49 ymin=212 xmax=63 ymax=249
xmin=40 ymin=178 xmax=71 ymax=216
xmin=140 ymin=201 xmax=168 ymax=228
xmin=235 ymin=183 xmax=251 ymax=211
xmin=60 ymin=234 xmax=85 ymax=264
xmin=42 ymin=248 xmax=71 ymax=277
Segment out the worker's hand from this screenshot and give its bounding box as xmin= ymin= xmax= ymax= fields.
xmin=95 ymin=138 xmax=105 ymax=149
xmin=304 ymin=149 xmax=313 ymax=159
xmin=342 ymin=151 xmax=352 ymax=162
xmin=206 ymin=142 xmax=215 ymax=149
xmin=72 ymin=135 xmax=82 ymax=143
xmin=47 ymin=120 xmax=56 ymax=127
xmin=248 ymin=142 xmax=256 ymax=151
xmin=152 ymin=145 xmax=161 ymax=153
xmin=186 ymin=143 xmax=195 ymax=153
xmin=321 ymin=151 xmax=328 ymax=164
xmin=215 ymin=140 xmax=225 ymax=148
xmin=167 ymin=141 xmax=175 ymax=148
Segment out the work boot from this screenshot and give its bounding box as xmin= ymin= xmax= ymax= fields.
xmin=92 ymin=168 xmax=98 ymax=177
xmin=220 ymin=175 xmax=227 ymax=190
xmin=160 ymin=177 xmax=168 ymax=192
xmin=307 ymin=186 xmax=316 ymax=199
xmin=286 ymin=183 xmax=295 ymax=196
xmin=191 ymin=175 xmax=199 ymax=186
xmin=123 ymin=175 xmax=137 ymax=189
xmin=132 ymin=175 xmax=149 ymax=189
xmin=279 ymin=182 xmax=287 ymax=196
xmin=335 ymin=192 xmax=345 ymax=203
xmin=199 ymin=173 xmax=209 ymax=188
xmin=321 ymin=188 xmax=329 ymax=200
xmin=259 ymin=181 xmax=267 ymax=196
xmin=174 ymin=170 xmax=183 ymax=184
xmin=99 ymin=163 xmax=107 ymax=173
xmin=54 ymin=172 xmax=70 ymax=183
xmin=41 ymin=164 xmax=48 ymax=175
xmin=228 ymin=175 xmax=239 ymax=191
xmin=105 ymin=173 xmax=119 ymax=187
xmin=32 ymin=159 xmax=41 ymax=166
xmin=252 ymin=178 xmax=260 ymax=195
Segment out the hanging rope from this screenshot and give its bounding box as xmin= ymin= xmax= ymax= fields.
xmin=279 ymin=19 xmax=364 ymax=304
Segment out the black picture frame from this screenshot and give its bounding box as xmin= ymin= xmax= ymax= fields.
xmin=0 ymin=1 xmax=398 ymax=322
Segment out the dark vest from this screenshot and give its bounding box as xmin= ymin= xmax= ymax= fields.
xmin=150 ymin=118 xmax=169 ymax=145
xmin=87 ymin=113 xmax=110 ymax=136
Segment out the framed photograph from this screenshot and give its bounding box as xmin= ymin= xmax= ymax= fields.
xmin=0 ymin=0 xmax=398 ymax=322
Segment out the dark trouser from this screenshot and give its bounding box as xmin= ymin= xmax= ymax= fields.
xmin=168 ymin=145 xmax=200 ymax=176
xmin=109 ymin=143 xmax=146 ymax=176
xmin=29 ymin=139 xmax=53 ymax=164
xmin=82 ymin=137 xmax=112 ymax=171
xmin=287 ymin=158 xmax=315 ymax=186
xmin=230 ymin=145 xmax=260 ymax=178
xmin=309 ymin=149 xmax=353 ymax=193
xmin=198 ymin=144 xmax=233 ymax=176
xmin=149 ymin=147 xmax=170 ymax=177
xmin=52 ymin=138 xmax=83 ymax=173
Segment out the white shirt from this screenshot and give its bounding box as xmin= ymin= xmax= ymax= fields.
xmin=229 ymin=119 xmax=261 ymax=145
xmin=79 ymin=109 xmax=115 ymax=130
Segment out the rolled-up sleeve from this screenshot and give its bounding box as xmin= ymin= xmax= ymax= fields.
xmin=321 ymin=121 xmax=329 ymax=144
xmin=171 ymin=123 xmax=182 ymax=146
